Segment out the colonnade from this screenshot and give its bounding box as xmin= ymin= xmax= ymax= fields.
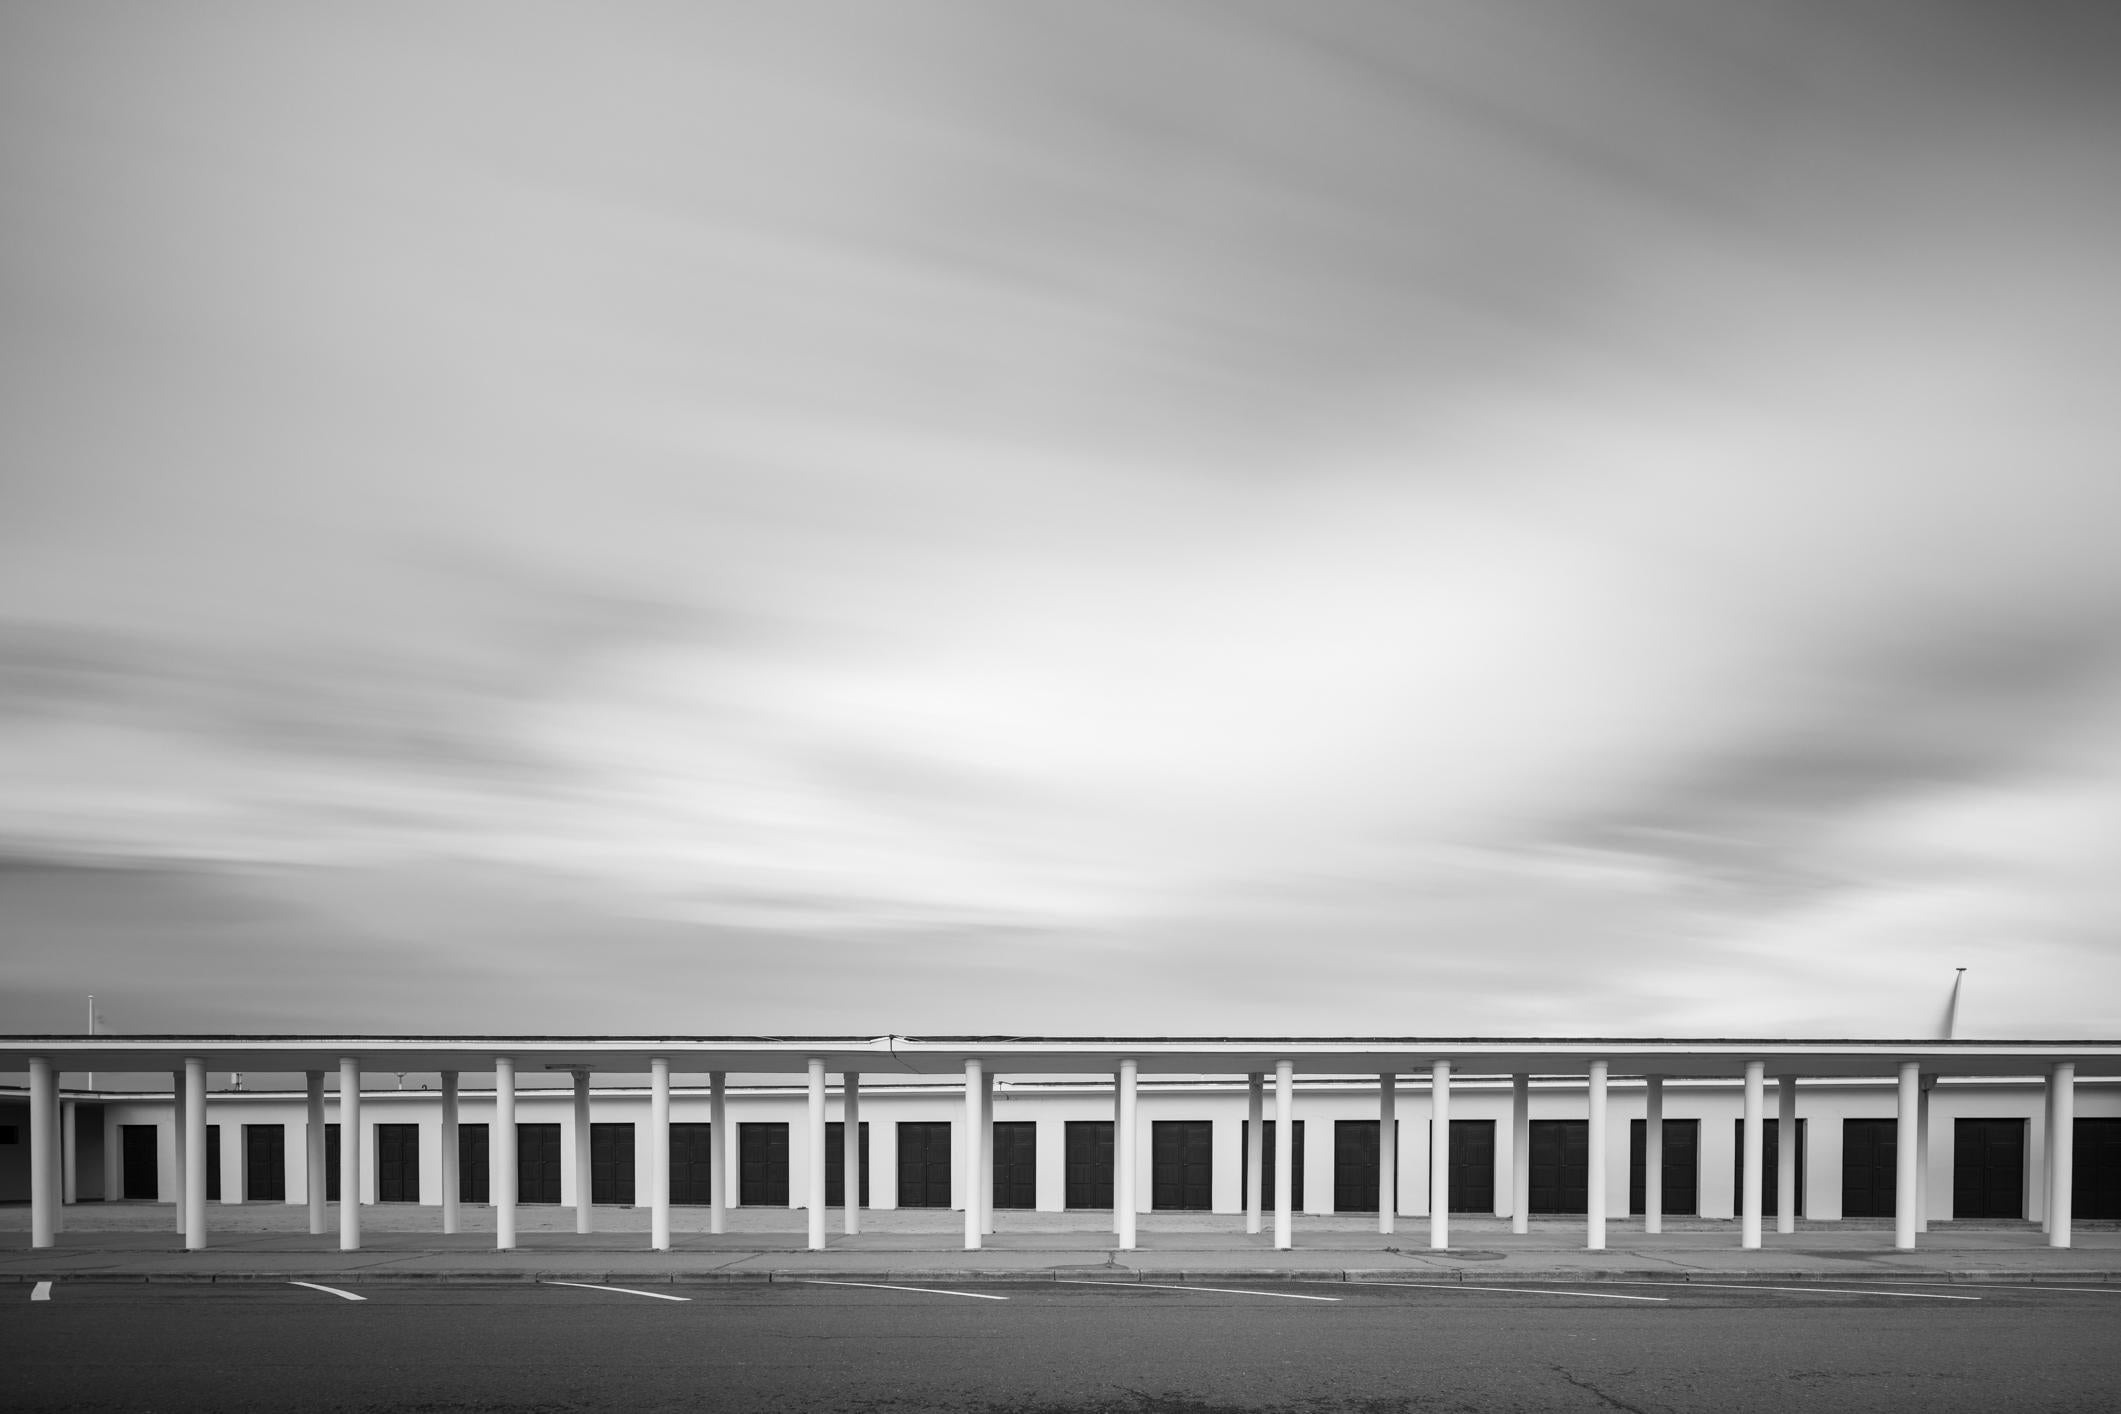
xmin=13 ymin=1052 xmax=2089 ymax=1255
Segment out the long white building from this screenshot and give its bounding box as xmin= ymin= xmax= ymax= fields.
xmin=5 ymin=1035 xmax=2118 ymax=1256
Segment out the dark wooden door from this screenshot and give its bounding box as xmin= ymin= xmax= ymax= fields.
xmin=1064 ymin=1121 xmax=1113 ymax=1209
xmin=993 ymin=1121 xmax=1037 ymax=1210
xmin=1629 ymin=1118 xmax=1699 ymax=1216
xmin=1529 ymin=1120 xmax=1587 ymax=1214
xmin=122 ymin=1124 xmax=158 ymax=1199
xmin=826 ymin=1121 xmax=869 ymax=1206
xmin=1733 ymin=1118 xmax=1806 ymax=1217
xmin=1448 ymin=1119 xmax=1496 ymax=1214
xmin=244 ymin=1125 xmax=286 ymax=1202
xmin=517 ymin=1123 xmax=562 ymax=1204
xmin=326 ymin=1124 xmax=341 ymax=1201
xmin=459 ymin=1123 xmax=489 ymax=1203
xmin=2076 ymin=1117 xmax=2121 ymax=1220
xmin=1334 ymin=1120 xmax=1379 ymax=1213
xmin=204 ymin=1125 xmax=222 ymax=1201
xmin=896 ymin=1121 xmax=952 ymax=1208
xmin=591 ymin=1122 xmax=635 ymax=1205
xmin=740 ymin=1123 xmax=789 ymax=1206
xmin=1841 ymin=1118 xmax=1898 ymax=1218
xmin=376 ymin=1123 xmax=420 ymax=1202
xmin=1953 ymin=1118 xmax=2024 ymax=1219
xmin=1151 ymin=1120 xmax=1213 ymax=1210
xmin=670 ymin=1122 xmax=712 ymax=1205
xmin=1243 ymin=1120 xmax=1305 ymax=1210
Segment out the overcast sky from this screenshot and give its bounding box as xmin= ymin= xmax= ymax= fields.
xmin=5 ymin=2 xmax=2120 ymax=1043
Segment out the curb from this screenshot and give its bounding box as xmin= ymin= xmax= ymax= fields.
xmin=8 ymin=1267 xmax=2120 ymax=1285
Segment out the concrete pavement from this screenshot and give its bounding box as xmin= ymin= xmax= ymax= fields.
xmin=6 ymin=1206 xmax=2118 ymax=1286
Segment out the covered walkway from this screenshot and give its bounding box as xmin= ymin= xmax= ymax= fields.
xmin=7 ymin=1035 xmax=2115 ymax=1257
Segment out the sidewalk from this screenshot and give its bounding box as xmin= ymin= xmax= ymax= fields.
xmin=5 ymin=1208 xmax=2117 ymax=1286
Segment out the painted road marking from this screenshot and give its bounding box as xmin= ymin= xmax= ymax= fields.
xmin=31 ymin=1281 xmax=52 ymax=1302
xmin=1057 ymin=1279 xmax=1340 ymax=1302
xmin=1334 ymin=1281 xmax=1667 ymax=1303
xmin=1880 ymin=1282 xmax=2121 ymax=1296
xmin=793 ymin=1279 xmax=1008 ymax=1301
xmin=543 ymin=1281 xmax=690 ymax=1303
xmin=1611 ymin=1280 xmax=1977 ymax=1301
xmin=288 ymin=1281 xmax=366 ymax=1302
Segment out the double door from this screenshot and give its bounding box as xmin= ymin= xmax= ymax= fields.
xmin=992 ymin=1121 xmax=1037 ymax=1210
xmin=897 ymin=1121 xmax=952 ymax=1208
xmin=1628 ymin=1118 xmax=1698 ymax=1216
xmin=1953 ymin=1118 xmax=2023 ymax=1219
xmin=1841 ymin=1118 xmax=1897 ymax=1218
xmin=1151 ymin=1120 xmax=1212 ymax=1210
xmin=1064 ymin=1121 xmax=1113 ymax=1209
xmin=1732 ymin=1118 xmax=1807 ymax=1217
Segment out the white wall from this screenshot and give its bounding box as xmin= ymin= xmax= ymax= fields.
xmin=45 ymin=1073 xmax=2121 ymax=1222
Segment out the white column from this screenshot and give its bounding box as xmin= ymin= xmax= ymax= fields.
xmin=1112 ymin=1068 xmax=1125 ymax=1236
xmin=184 ymin=1057 xmax=209 ymax=1251
xmin=1894 ymin=1061 xmax=1919 ymax=1250
xmin=1586 ymin=1060 xmax=1608 ymax=1251
xmin=1430 ymin=1060 xmax=1451 ymax=1251
xmin=568 ymin=1068 xmax=593 ymax=1229
xmin=650 ymin=1059 xmax=671 ymax=1251
xmin=1740 ymin=1060 xmax=1764 ymax=1249
xmin=171 ymin=1069 xmax=186 ymax=1232
xmin=336 ymin=1058 xmax=359 ymax=1252
xmin=841 ymin=1072 xmax=861 ymax=1236
xmin=1776 ymin=1075 xmax=1798 ymax=1235
xmin=29 ymin=1057 xmax=56 ymax=1249
xmin=1377 ymin=1073 xmax=1396 ymax=1234
xmin=573 ymin=1070 xmax=594 ymax=1234
xmin=963 ymin=1057 xmax=985 ymax=1251
xmin=1116 ymin=1059 xmax=1138 ymax=1251
xmin=440 ymin=1072 xmax=461 ymax=1235
xmin=48 ymin=1072 xmax=67 ymax=1229
xmin=2042 ymin=1074 xmax=2058 ymax=1234
xmin=1273 ymin=1060 xmax=1294 ymax=1250
xmin=1644 ymin=1075 xmax=1663 ymax=1235
xmin=709 ymin=1072 xmax=728 ymax=1233
xmin=102 ymin=1107 xmax=119 ymax=1207
xmin=61 ymin=1099 xmax=78 ymax=1212
xmin=980 ymin=1068 xmax=996 ymax=1235
xmin=807 ymin=1058 xmax=828 ymax=1252
xmin=495 ymin=1058 xmax=517 ymax=1250
xmin=306 ymin=1071 xmax=326 ymax=1235
xmin=1510 ymin=1074 xmax=1530 ymax=1235
xmin=1916 ymin=1079 xmax=1933 ymax=1233
xmin=2049 ymin=1061 xmax=2075 ymax=1249
xmin=1245 ymin=1072 xmax=1263 ymax=1236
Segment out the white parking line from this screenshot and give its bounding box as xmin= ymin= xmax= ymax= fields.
xmin=288 ymin=1281 xmax=366 ymax=1302
xmin=1336 ymin=1281 xmax=1667 ymax=1303
xmin=1874 ymin=1281 xmax=2121 ymax=1296
xmin=1611 ymin=1280 xmax=1977 ymax=1301
xmin=1057 ymin=1279 xmax=1339 ymax=1302
xmin=31 ymin=1281 xmax=53 ymax=1302
xmin=543 ymin=1281 xmax=690 ymax=1303
xmin=792 ymin=1279 xmax=1008 ymax=1301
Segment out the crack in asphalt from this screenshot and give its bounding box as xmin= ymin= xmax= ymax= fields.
xmin=1548 ymin=1364 xmax=1657 ymax=1414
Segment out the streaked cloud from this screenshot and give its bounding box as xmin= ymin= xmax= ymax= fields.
xmin=4 ymin=2 xmax=2119 ymax=1039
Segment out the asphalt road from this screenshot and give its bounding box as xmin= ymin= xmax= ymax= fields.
xmin=11 ymin=1279 xmax=2121 ymax=1414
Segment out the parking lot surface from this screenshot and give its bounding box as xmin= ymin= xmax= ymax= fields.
xmin=13 ymin=1277 xmax=2121 ymax=1413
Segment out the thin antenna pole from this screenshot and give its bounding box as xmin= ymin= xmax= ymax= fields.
xmin=1942 ymin=968 xmax=1967 ymax=1040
